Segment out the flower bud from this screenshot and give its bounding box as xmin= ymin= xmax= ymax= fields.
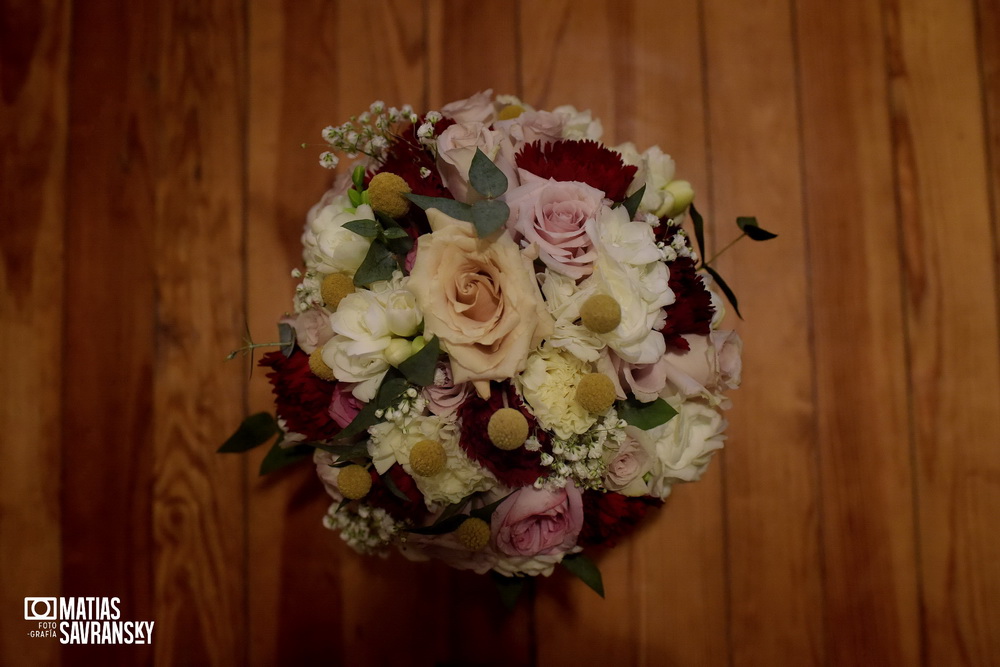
xmin=384 ymin=338 xmax=414 ymax=367
xmin=385 ymin=289 xmax=421 ymax=337
xmin=664 ymin=180 xmax=694 ymax=217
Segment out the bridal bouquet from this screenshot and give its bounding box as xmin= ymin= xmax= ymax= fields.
xmin=222 ymin=91 xmax=773 ymax=596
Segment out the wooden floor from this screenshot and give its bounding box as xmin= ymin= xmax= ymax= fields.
xmin=3 ymin=0 xmax=999 ymax=664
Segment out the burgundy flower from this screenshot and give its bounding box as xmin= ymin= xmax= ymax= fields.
xmin=660 ymin=257 xmax=715 ymax=350
xmin=365 ymin=464 xmax=426 ymax=524
xmin=577 ymin=490 xmax=662 ymax=548
xmin=260 ymin=350 xmax=340 ymax=441
xmin=457 ymin=383 xmax=548 ymax=488
xmin=515 ymin=139 xmax=638 ymax=202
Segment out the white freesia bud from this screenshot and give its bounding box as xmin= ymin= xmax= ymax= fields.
xmin=385 ymin=338 xmax=414 ymax=367
xmin=664 ymin=180 xmax=694 ymax=216
xmin=385 ymin=289 xmax=422 ymax=337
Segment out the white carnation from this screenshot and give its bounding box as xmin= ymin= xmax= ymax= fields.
xmin=516 ymin=345 xmax=596 ymax=440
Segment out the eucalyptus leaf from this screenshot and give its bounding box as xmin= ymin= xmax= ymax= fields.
xmin=469 ymin=148 xmax=508 ymax=198
xmin=353 ymin=242 xmax=398 ymax=287
xmin=405 ymin=193 xmax=474 ymax=222
xmin=398 ymin=335 xmax=440 ymax=386
xmin=328 ymin=439 xmax=371 ymax=462
xmin=736 ymin=216 xmax=778 ymax=241
xmin=344 ymin=219 xmax=380 ymax=238
xmin=561 ymin=553 xmax=605 ymax=598
xmin=470 ymin=491 xmax=514 ymax=522
xmin=492 ymin=573 xmax=527 ymax=611
xmin=471 ymin=198 xmax=510 ymax=238
xmin=278 ymin=322 xmax=296 ymax=357
xmin=689 ymin=203 xmax=706 ymax=260
xmin=259 ymin=441 xmax=313 ymax=476
xmin=332 ymin=399 xmax=382 ymax=442
xmin=218 ymin=412 xmax=279 ymax=453
xmin=703 ymin=264 xmax=743 ymax=320
xmin=622 ymin=185 xmax=646 ymax=220
xmin=376 ymin=371 xmax=410 ymax=409
xmin=617 ymin=397 xmax=677 ymax=431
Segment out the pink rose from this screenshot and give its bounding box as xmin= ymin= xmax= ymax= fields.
xmin=604 ymin=426 xmax=653 ymax=496
xmin=435 ymin=122 xmax=517 ymax=203
xmin=494 ymin=110 xmax=566 ymax=149
xmin=422 ymin=363 xmax=473 ymax=418
xmin=504 ymin=172 xmax=604 ymax=279
xmin=328 ymin=383 xmax=363 ymax=428
xmin=491 ymin=483 xmax=583 ymax=557
xmin=597 ymin=349 xmax=671 ymax=403
xmin=661 ymin=331 xmax=742 ymax=406
xmin=440 ymin=89 xmax=497 ymax=124
xmin=284 ymin=309 xmax=334 ymax=355
xmin=313 ymin=450 xmax=343 ymax=501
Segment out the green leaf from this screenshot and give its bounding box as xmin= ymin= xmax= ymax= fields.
xmin=332 ymin=370 xmax=409 ymax=443
xmin=259 ymin=441 xmax=313 ymax=476
xmin=405 ymin=193 xmax=474 ymax=222
xmin=471 ymin=198 xmax=510 ymax=238
xmin=327 ymin=439 xmax=371 ymax=463
xmin=468 ymin=148 xmax=508 ymax=198
xmin=561 ymin=553 xmax=605 ymax=598
xmin=353 ymin=241 xmax=398 ymax=287
xmin=689 ymin=203 xmax=706 ymax=260
xmin=622 ymin=185 xmax=646 ymax=220
xmin=397 ymin=335 xmax=440 ymax=386
xmin=218 ymin=412 xmax=279 ymax=453
xmin=736 ymin=216 xmax=778 ymax=241
xmin=378 ymin=215 xmax=415 ymax=255
xmin=376 ymin=371 xmax=410 ymax=409
xmin=703 ymin=264 xmax=743 ymax=320
xmin=278 ymin=322 xmax=296 ymax=357
xmin=492 ymin=573 xmax=527 ymax=611
xmin=618 ymin=397 xmax=677 ymax=430
xmin=344 ymin=219 xmax=380 ymax=238
xmin=406 ymin=514 xmax=468 ymax=535
xmin=332 ymin=399 xmax=381 ymax=442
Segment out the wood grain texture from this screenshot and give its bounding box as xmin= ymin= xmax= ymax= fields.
xmin=702 ymin=0 xmax=824 ymax=664
xmin=886 ymin=0 xmax=1000 ymax=663
xmin=2 ymin=0 xmax=1000 ymax=663
xmin=0 ymin=0 xmax=67 ymax=664
xmin=796 ymin=0 xmax=922 ymax=664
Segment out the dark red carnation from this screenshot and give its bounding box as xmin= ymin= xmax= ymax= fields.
xmin=260 ymin=350 xmax=340 ymax=441
xmin=577 ymin=490 xmax=663 ymax=548
xmin=368 ymin=117 xmax=455 ymax=199
xmin=457 ymin=383 xmax=548 ymax=488
xmin=365 ymin=464 xmax=427 ymax=524
xmin=659 ymin=257 xmax=715 ymax=350
xmin=515 ymin=140 xmax=638 ymax=202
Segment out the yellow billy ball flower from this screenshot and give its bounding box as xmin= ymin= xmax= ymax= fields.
xmin=488 ymin=408 xmax=529 ymax=451
xmin=580 ymin=294 xmax=622 ymax=334
xmin=308 ymin=347 xmax=336 ymax=381
xmin=337 ymin=464 xmax=372 ymax=500
xmin=497 ymin=104 xmax=525 ymax=120
xmin=454 ymin=517 xmax=491 ymax=552
xmin=321 ymin=273 xmax=355 ymax=310
xmin=409 ymin=439 xmax=447 ymax=477
xmin=575 ymin=373 xmax=616 ymax=414
xmin=367 ymin=172 xmax=412 ymax=218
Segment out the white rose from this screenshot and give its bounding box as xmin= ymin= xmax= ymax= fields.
xmin=329 ymin=289 xmax=392 ymax=355
xmin=553 ymin=105 xmax=603 ymax=141
xmin=645 ymin=402 xmax=727 ymax=499
xmin=384 ymin=288 xmax=422 ymax=337
xmin=321 ymin=335 xmax=388 ymax=401
xmin=302 ymin=193 xmax=375 ymax=275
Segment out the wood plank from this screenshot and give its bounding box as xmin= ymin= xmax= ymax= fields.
xmin=0 ymin=0 xmax=68 ymax=664
xmin=795 ymin=1 xmax=922 ymax=665
xmin=149 ymin=0 xmax=248 ymax=664
xmin=60 ymin=1 xmax=159 ymax=664
xmin=885 ymin=0 xmax=1000 ymax=663
xmin=701 ymin=0 xmax=823 ymax=664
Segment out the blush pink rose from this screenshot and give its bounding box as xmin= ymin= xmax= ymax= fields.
xmin=504 ymin=172 xmax=605 ymax=279
xmin=328 ymin=383 xmax=363 ymax=428
xmin=422 ymin=362 xmax=473 ymax=418
xmin=604 ymin=426 xmax=653 ymax=496
xmin=597 ymin=349 xmax=671 ymax=403
xmin=491 ymin=483 xmax=583 ymax=557
xmin=436 ymin=122 xmax=517 ymax=203
xmin=494 ymin=110 xmax=566 ymax=149
xmin=440 ymin=89 xmax=497 ymax=124
xmin=283 ymin=309 xmax=334 ymax=355
xmin=661 ymin=331 xmax=743 ymax=406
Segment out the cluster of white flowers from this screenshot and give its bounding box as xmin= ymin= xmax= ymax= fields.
xmin=320 ymin=101 xmax=419 ymax=164
xmin=322 ymin=502 xmax=402 ymax=555
xmin=537 ymin=412 xmax=624 ymax=490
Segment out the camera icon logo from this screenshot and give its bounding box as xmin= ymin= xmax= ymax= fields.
xmin=24 ymin=598 xmax=57 ymax=621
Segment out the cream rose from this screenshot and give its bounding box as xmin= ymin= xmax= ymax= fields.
xmin=301 ymin=193 xmax=375 ymax=275
xmin=407 ymin=209 xmax=554 ymax=398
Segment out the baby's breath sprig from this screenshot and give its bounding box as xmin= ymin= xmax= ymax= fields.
xmin=319 ymin=100 xmax=422 ymax=166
